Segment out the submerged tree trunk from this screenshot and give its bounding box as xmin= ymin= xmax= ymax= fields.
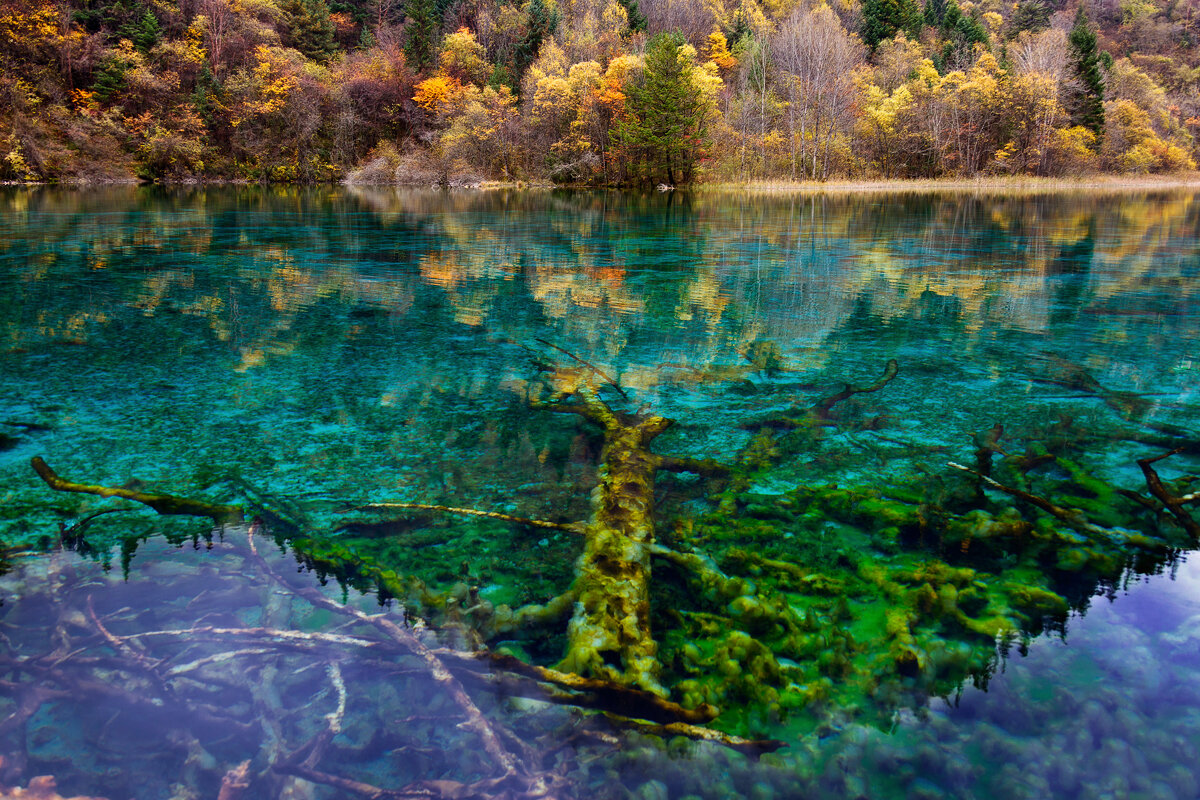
xmin=534 ymin=384 xmax=725 ymax=696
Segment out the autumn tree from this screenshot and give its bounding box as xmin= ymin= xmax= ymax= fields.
xmin=334 ymin=39 xmax=416 ymax=156
xmin=641 ymin=0 xmax=722 ymax=45
xmin=994 ymin=71 xmax=1062 ymax=173
xmin=724 ymin=34 xmax=783 ymax=180
xmin=773 ymin=5 xmax=864 ymax=179
xmin=442 ymin=85 xmax=524 ymax=175
xmin=192 ymin=0 xmax=286 ymax=74
xmin=222 ymin=44 xmax=337 ymax=180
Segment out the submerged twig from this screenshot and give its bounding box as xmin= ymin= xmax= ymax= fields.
xmin=535 ymin=337 xmax=628 ymax=400
xmin=348 ymin=502 xmax=582 ymax=533
xmin=948 ymin=462 xmax=1118 ymax=539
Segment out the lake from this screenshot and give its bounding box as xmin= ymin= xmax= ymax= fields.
xmin=1 ymin=185 xmax=1198 ymax=799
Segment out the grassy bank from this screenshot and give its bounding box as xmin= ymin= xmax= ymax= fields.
xmin=698 ymin=174 xmax=1200 ymax=196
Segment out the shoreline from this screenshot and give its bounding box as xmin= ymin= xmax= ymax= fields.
xmin=5 ymin=173 xmax=1200 ymax=194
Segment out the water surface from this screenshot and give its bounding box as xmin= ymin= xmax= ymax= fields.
xmin=0 ymin=186 xmax=1198 ymax=799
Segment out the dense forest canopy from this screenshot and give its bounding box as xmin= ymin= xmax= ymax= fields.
xmin=0 ymin=0 xmax=1197 ymax=184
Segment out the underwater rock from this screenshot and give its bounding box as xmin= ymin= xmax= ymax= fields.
xmin=1165 ymin=765 xmax=1198 ymax=798
xmin=632 ymin=779 xmax=670 ymax=800
xmin=0 ymin=775 xmax=108 ymax=800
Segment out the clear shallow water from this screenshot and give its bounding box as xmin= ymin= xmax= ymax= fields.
xmin=0 ymin=186 xmax=1198 ymax=799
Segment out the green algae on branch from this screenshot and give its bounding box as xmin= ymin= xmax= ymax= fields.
xmin=31 ymin=457 xmax=244 ymax=524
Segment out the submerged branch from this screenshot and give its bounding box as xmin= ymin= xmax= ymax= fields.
xmin=245 ymin=523 xmax=545 ymax=794
xmin=31 ymin=457 xmax=243 ymax=524
xmin=741 ymin=359 xmax=901 ymax=432
xmin=1138 ymin=448 xmax=1200 ymax=539
xmin=619 ymin=718 xmax=786 ymax=757
xmin=441 ymin=649 xmax=719 ymax=725
xmin=811 ymin=359 xmax=900 ymax=421
xmin=349 ymin=503 xmax=582 ymax=533
xmin=948 ymin=462 xmax=1117 ymax=539
xmin=534 ymin=338 xmax=628 ymax=400
xmin=657 ymin=455 xmax=729 ymax=477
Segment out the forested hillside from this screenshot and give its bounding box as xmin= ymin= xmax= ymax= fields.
xmin=1 ymin=0 xmax=1196 ymax=184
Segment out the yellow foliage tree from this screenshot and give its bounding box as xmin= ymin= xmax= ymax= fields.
xmin=704 ymin=29 xmax=736 ymax=72
xmin=441 ymin=85 xmax=523 ymax=177
xmin=1102 ymin=98 xmax=1196 ymax=173
xmin=439 ymin=27 xmax=489 ymax=86
xmin=992 ymin=71 xmax=1061 ymax=174
xmin=414 ymin=74 xmax=467 ymax=118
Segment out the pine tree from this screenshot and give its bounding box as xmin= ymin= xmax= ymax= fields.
xmin=618 ymin=0 xmax=648 ymax=33
xmin=119 ymin=9 xmax=161 ymax=53
xmin=284 ymin=0 xmax=339 ymax=61
xmin=612 ymin=32 xmax=710 ymax=185
xmin=923 ymin=0 xmax=946 ymax=27
xmin=861 ymin=0 xmax=922 ymax=50
xmin=1068 ymin=4 xmax=1105 ymax=137
xmin=1008 ymin=0 xmax=1050 ymax=36
xmin=938 ymin=0 xmax=988 ymax=66
xmin=403 ymin=0 xmax=439 ymax=71
xmin=727 ymin=9 xmax=753 ymax=49
xmin=513 ymin=0 xmax=559 ymax=77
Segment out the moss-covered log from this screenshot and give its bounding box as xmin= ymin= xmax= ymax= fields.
xmin=532 ymin=381 xmax=727 ymax=696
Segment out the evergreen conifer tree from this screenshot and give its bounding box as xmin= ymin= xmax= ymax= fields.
xmin=404 ymin=0 xmax=440 ymax=71
xmin=938 ymin=0 xmax=988 ymax=66
xmin=611 ymin=32 xmax=710 ymax=185
xmin=514 ymin=0 xmax=559 ymax=77
xmin=923 ymin=0 xmax=946 ymax=27
xmin=1008 ymin=0 xmax=1050 ymax=36
xmin=119 ymin=9 xmax=161 ymax=53
xmin=1068 ymin=4 xmax=1105 ymax=137
xmin=619 ymin=0 xmax=648 ymax=32
xmin=862 ymin=0 xmax=922 ymax=50
xmin=284 ymin=0 xmax=339 ymax=61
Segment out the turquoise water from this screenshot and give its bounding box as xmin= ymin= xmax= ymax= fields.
xmin=0 ymin=186 xmax=1198 ymax=798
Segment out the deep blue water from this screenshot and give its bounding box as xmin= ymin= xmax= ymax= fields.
xmin=0 ymin=186 xmax=1198 ymax=799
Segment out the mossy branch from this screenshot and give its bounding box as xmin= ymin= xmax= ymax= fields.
xmin=619 ymin=718 xmax=786 ymax=757
xmin=494 ymin=590 xmax=578 ymax=636
xmin=31 ymin=457 xmax=244 ymax=524
xmin=440 ymin=649 xmax=719 ymax=725
xmin=657 ymin=455 xmax=729 ymax=477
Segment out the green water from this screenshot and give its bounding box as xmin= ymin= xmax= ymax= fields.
xmin=0 ymin=186 xmax=1198 ymax=799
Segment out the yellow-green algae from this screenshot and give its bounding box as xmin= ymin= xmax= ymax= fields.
xmin=253 ymin=364 xmax=1198 ymax=744
xmin=28 ymin=361 xmax=1200 ymax=745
